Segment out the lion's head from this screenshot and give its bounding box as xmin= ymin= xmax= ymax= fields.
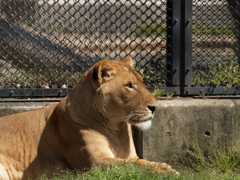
xmin=67 ymin=57 xmax=158 ymax=131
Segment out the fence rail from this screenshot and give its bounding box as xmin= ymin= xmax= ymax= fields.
xmin=0 ymin=0 xmax=239 ymax=97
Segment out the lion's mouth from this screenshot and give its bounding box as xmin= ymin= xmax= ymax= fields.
xmin=131 ymin=119 xmax=152 ymax=131
xmin=128 ymin=115 xmax=152 ymax=131
xmin=129 ymin=118 xmax=151 ymax=123
xmin=128 ymin=113 xmax=153 ymax=123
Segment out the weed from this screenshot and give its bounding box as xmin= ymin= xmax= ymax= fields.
xmin=152 ymin=88 xmax=175 ymax=100
xmin=166 ymin=93 xmax=174 ymax=100
xmin=152 ymin=88 xmax=165 ymax=99
xmin=183 ymin=141 xmax=240 ymax=174
xmin=193 ymin=61 xmax=240 ymax=88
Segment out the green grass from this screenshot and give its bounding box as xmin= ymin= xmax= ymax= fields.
xmin=39 ymin=142 xmax=240 ymax=180
xmin=136 ymin=21 xmax=235 ymax=37
xmin=183 ymin=142 xmax=240 ymax=172
xmin=39 ymin=164 xmax=240 ymax=180
xmin=39 ymin=164 xmax=179 ymax=180
xmin=192 ymin=25 xmax=235 ymax=36
xmin=193 ymin=61 xmax=240 ymax=87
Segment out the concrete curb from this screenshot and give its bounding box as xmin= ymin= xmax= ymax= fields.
xmin=143 ymin=98 xmax=240 ymax=165
xmin=0 ymin=101 xmax=58 ymax=117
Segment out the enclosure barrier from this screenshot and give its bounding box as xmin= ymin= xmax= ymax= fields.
xmin=0 ymin=0 xmax=239 ymax=97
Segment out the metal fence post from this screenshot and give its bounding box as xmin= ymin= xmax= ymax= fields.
xmin=166 ymin=0 xmax=181 ymax=90
xmin=183 ymin=0 xmax=193 ymax=95
xmin=166 ymin=0 xmax=192 ymax=96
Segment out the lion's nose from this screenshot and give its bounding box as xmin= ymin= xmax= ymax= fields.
xmin=147 ymin=105 xmax=157 ymax=114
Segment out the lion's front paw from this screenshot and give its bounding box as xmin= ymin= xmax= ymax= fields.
xmin=150 ymin=162 xmax=180 ymax=176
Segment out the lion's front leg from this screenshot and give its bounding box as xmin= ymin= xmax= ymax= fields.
xmin=133 ymin=159 xmax=180 ymax=176
xmin=94 ymin=157 xmax=180 ymax=176
xmin=136 ymin=159 xmax=180 ymax=176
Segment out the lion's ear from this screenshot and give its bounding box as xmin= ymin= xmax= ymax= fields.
xmin=92 ymin=60 xmax=116 ymax=86
xmin=121 ymin=57 xmax=135 ymax=67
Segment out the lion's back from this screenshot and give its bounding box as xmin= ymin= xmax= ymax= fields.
xmin=0 ymin=108 xmax=51 ymax=140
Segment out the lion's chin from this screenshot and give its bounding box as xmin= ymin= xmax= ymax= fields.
xmin=134 ymin=120 xmax=152 ymax=131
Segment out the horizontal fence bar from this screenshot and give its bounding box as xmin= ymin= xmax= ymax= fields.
xmin=0 ymin=86 xmax=239 ymax=98
xmin=0 ymin=88 xmax=72 ymax=98
xmin=0 ymin=88 xmax=180 ymax=98
xmin=184 ymin=86 xmax=240 ymax=96
xmin=0 ymin=98 xmax=62 ymax=102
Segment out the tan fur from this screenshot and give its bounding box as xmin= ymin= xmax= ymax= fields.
xmin=0 ymin=57 xmax=179 ymax=179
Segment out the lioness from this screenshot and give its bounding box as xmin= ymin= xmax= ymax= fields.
xmin=0 ymin=57 xmax=179 ymax=179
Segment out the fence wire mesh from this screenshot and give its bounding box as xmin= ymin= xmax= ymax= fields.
xmin=0 ymin=0 xmax=239 ymax=97
xmin=192 ymin=0 xmax=240 ymax=88
xmin=0 ymin=0 xmax=167 ymax=90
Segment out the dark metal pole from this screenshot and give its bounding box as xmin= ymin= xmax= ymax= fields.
xmin=182 ymin=0 xmax=193 ymax=95
xmin=166 ymin=0 xmax=181 ymax=88
xmin=166 ymin=0 xmax=192 ymax=96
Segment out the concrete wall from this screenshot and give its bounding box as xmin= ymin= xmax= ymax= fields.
xmin=0 ymin=101 xmax=58 ymax=117
xmin=144 ymin=99 xmax=240 ymax=165
xmin=0 ymin=98 xmax=239 ymax=166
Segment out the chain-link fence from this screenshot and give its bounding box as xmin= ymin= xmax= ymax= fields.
xmin=0 ymin=0 xmax=239 ymax=97
xmin=0 ymin=0 xmax=167 ymax=92
xmin=192 ymin=0 xmax=240 ymax=89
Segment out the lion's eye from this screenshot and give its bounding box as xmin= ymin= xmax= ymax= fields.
xmin=126 ymin=83 xmax=134 ymax=89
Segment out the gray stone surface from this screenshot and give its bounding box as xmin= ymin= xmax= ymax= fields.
xmin=143 ymin=98 xmax=240 ymax=165
xmin=0 ymin=101 xmax=58 ymax=117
